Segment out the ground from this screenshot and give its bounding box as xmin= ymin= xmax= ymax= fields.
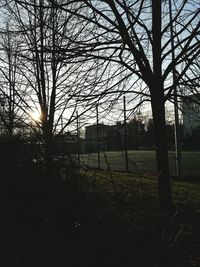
xmin=1 ymin=167 xmax=200 ymax=266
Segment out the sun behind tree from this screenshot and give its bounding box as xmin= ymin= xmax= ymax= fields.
xmin=30 ymin=110 xmax=42 ymax=123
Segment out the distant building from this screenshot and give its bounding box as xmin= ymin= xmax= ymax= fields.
xmin=85 ymin=124 xmax=110 ymax=141
xmin=84 ymin=119 xmax=145 ymax=152
xmin=182 ymin=94 xmax=200 ymax=134
xmin=85 ymin=124 xmax=110 ymax=152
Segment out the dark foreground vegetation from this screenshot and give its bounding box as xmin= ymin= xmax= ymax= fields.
xmin=0 ymin=139 xmax=200 ymax=267
xmin=1 ymin=165 xmax=200 ymax=266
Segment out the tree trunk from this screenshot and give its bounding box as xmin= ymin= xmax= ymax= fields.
xmin=151 ymin=0 xmax=172 ymax=212
xmin=151 ymin=87 xmax=172 ymax=211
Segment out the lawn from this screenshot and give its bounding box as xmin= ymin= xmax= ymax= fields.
xmin=80 ymin=150 xmax=200 ymax=177
xmin=80 ymin=169 xmax=200 ymax=266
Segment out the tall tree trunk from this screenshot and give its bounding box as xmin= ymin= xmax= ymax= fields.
xmin=151 ymin=87 xmax=172 ymax=211
xmin=151 ymin=0 xmax=172 ymax=211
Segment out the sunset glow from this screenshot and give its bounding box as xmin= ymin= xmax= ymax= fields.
xmin=30 ymin=110 xmax=41 ymax=122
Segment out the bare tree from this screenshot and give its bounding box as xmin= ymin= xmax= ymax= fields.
xmin=2 ymin=1 xmax=94 ymax=168
xmin=0 ymin=23 xmax=29 ymax=138
xmin=0 ymin=0 xmax=113 ymax=194
xmin=2 ymin=0 xmax=199 ymax=208
xmin=53 ymin=0 xmax=200 ymax=211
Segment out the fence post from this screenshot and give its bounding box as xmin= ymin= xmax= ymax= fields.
xmin=124 ymin=95 xmax=128 ymax=172
xmin=96 ymin=104 xmax=100 ymax=169
xmin=77 ymin=111 xmax=80 ymax=168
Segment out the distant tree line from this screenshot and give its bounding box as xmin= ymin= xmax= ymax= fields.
xmin=83 ymin=118 xmax=183 ymax=153
xmin=84 ymin=118 xmax=200 ymax=152
xmin=183 ymin=126 xmax=200 ymax=151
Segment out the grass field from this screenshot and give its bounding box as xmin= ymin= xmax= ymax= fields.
xmin=80 ymin=150 xmax=200 ymax=177
xmin=80 ymin=169 xmax=200 ymax=266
